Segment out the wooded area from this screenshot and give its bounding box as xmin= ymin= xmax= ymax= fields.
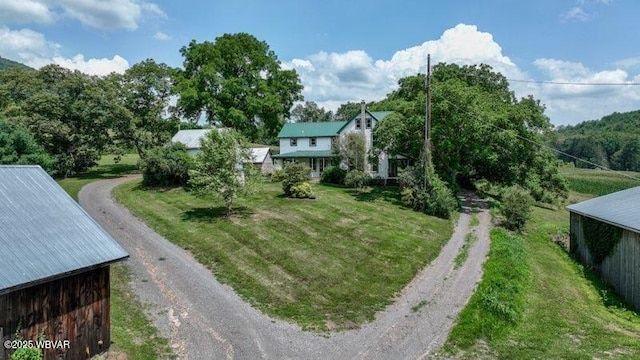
xmin=551 ymin=110 xmax=640 ymax=171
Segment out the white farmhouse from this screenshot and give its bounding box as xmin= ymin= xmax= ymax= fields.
xmin=273 ymin=101 xmax=407 ymax=179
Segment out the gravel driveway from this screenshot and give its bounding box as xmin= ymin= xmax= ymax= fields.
xmin=79 ymin=177 xmax=490 ymax=360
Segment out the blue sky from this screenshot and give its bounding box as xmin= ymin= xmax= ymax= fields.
xmin=1 ymin=0 xmax=639 ymax=125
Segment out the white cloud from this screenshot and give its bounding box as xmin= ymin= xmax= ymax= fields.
xmin=532 ymin=59 xmax=640 ymax=123
xmin=0 ymin=26 xmax=128 ymax=76
xmin=51 ymin=54 xmax=129 ymax=76
xmin=154 ymin=31 xmax=170 ymax=41
xmin=563 ymin=7 xmax=590 ymax=22
xmin=0 ymin=0 xmax=54 ymax=24
xmin=285 ymin=24 xmax=526 ymax=110
xmin=0 ymin=0 xmax=165 ymax=30
xmin=55 ymin=0 xmax=165 ymax=30
xmin=0 ymin=26 xmax=58 ymax=64
xmin=285 ymin=23 xmax=640 ymax=126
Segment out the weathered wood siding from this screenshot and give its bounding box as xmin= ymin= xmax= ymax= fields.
xmin=0 ymin=267 xmax=110 ymax=360
xmin=570 ymin=212 xmax=640 ymax=311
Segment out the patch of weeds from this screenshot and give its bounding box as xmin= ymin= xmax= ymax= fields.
xmin=412 ymin=300 xmax=429 ymax=313
xmin=454 ymin=233 xmax=478 ymax=269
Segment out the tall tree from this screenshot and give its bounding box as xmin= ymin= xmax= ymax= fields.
xmin=188 ymin=129 xmax=256 ymax=216
xmin=290 ymin=101 xmax=333 ymax=122
xmin=332 ymin=132 xmax=366 ymax=171
xmin=334 ymin=102 xmax=362 ymax=121
xmin=108 ymin=59 xmax=178 ymax=159
xmin=175 ymin=33 xmax=303 ymax=142
xmin=0 ymin=65 xmax=121 ymax=176
xmin=371 ymin=63 xmax=567 ymax=201
xmin=0 ymin=116 xmax=54 ymax=172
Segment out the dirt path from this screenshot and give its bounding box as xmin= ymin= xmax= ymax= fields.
xmin=79 ymin=177 xmax=491 ymax=359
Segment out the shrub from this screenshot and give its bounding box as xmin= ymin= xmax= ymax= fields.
xmin=399 ymin=166 xmax=457 ymax=219
xmin=320 ymin=165 xmax=346 ymax=184
xmin=138 ymin=143 xmax=192 ymax=187
xmin=344 ymin=170 xmax=370 ymax=189
xmin=424 ymin=175 xmax=458 ymax=219
xmin=290 ymin=181 xmax=314 ymax=198
xmin=281 ymin=162 xmax=311 ymax=196
xmin=270 ymin=169 xmax=286 ymax=182
xmin=10 ymin=347 xmax=42 ymax=360
xmin=500 ymin=186 xmax=534 ymax=232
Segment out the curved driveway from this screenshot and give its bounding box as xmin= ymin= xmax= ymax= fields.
xmin=79 ymin=177 xmax=490 ymax=360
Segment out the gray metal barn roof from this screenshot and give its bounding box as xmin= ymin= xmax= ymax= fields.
xmin=567 ymin=186 xmax=640 ymax=234
xmin=0 ymin=166 xmax=128 ymax=294
xmin=171 ymin=129 xmax=212 ymax=149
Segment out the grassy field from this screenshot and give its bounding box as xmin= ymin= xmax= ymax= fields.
xmin=57 ymin=154 xmax=173 ymax=360
xmin=56 ymin=153 xmax=139 ymax=200
xmin=444 ymin=168 xmax=640 ymax=358
xmin=113 ymin=181 xmax=453 ymax=331
xmin=561 ymin=166 xmax=640 ymax=198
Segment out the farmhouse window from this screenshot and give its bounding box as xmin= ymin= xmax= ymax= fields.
xmin=310 ymin=137 xmax=317 ymax=147
xmin=355 ymin=119 xmax=362 ymax=129
xmin=366 ymin=117 xmax=372 ymax=129
xmin=290 ymin=138 xmax=297 ymax=146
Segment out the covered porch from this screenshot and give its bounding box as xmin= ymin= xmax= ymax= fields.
xmin=273 ymin=150 xmax=335 ymax=178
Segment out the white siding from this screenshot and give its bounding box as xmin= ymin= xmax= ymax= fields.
xmin=279 ymin=136 xmax=333 ymax=154
xmin=339 ymin=116 xmax=377 ymax=173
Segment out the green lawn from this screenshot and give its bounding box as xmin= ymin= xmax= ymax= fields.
xmin=56 ymin=153 xmax=139 ymax=201
xmin=113 ymin=181 xmax=453 ymax=331
xmin=57 ymin=154 xmax=173 ymax=360
xmin=444 ymin=169 xmax=640 ymax=358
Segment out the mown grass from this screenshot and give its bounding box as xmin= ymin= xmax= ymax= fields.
xmin=444 ymin=169 xmax=640 ymax=358
xmin=57 ymin=154 xmax=173 ymax=360
xmin=113 ymin=181 xmax=452 ymax=331
xmin=56 ymin=153 xmax=139 ymax=200
xmin=447 ymin=228 xmax=529 ymax=349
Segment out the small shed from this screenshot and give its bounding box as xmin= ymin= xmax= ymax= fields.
xmin=171 ymin=129 xmax=213 ymax=156
xmin=0 ymin=166 xmax=129 ymax=360
xmin=248 ymin=148 xmax=274 ymax=175
xmin=568 ymin=186 xmax=640 ymax=311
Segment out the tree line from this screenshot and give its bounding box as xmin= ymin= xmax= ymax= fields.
xmin=2 ymin=31 xmax=570 ymax=210
xmin=0 ymin=33 xmax=304 ymax=176
xmin=549 ymin=110 xmax=640 ymax=172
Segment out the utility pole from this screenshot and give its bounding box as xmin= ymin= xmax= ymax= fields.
xmin=424 ymin=54 xmax=432 ymax=191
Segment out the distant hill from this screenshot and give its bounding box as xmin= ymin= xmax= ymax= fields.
xmin=0 ymin=56 xmax=33 ymax=71
xmin=551 ymin=110 xmax=640 ymax=171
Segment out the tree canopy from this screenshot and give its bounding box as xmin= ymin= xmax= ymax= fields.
xmin=371 ymin=63 xmax=567 ymax=201
xmin=175 ymin=33 xmax=303 ymax=143
xmin=0 ymin=65 xmax=124 ymax=176
xmin=550 ymin=110 xmax=640 ymax=171
xmin=290 ymin=101 xmax=333 ymax=122
xmin=107 ymin=59 xmax=178 ymax=160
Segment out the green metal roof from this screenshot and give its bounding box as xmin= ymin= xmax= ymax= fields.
xmin=567 ymin=186 xmax=640 ymax=234
xmin=277 ymin=121 xmax=346 ymax=138
xmin=272 ymin=150 xmax=334 ymax=158
xmin=369 ymin=111 xmax=394 ymax=121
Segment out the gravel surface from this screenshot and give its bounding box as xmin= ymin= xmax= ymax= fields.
xmin=79 ymin=177 xmax=491 ymax=360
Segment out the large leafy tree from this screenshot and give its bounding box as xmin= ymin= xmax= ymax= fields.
xmin=290 ymin=101 xmax=333 ymax=122
xmin=175 ymin=33 xmax=303 ymax=143
xmin=0 ymin=65 xmax=122 ymax=176
xmin=188 ymin=129 xmax=255 ymax=216
xmin=371 ymin=63 xmax=567 ymax=201
xmin=108 ymin=59 xmax=178 ymax=159
xmin=0 ymin=116 xmax=55 ymax=172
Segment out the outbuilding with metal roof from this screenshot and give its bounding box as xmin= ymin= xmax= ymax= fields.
xmin=567 ymin=186 xmax=640 ymax=311
xmin=0 ymin=165 xmax=128 ymax=359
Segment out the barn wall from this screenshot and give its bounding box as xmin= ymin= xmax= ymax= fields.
xmin=0 ymin=266 xmax=110 ymax=360
xmin=260 ymin=152 xmax=274 ymax=175
xmin=570 ymin=212 xmax=640 ymax=311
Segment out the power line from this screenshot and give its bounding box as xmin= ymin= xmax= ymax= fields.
xmin=507 ymin=79 xmax=640 ymax=86
xmin=440 ymin=98 xmax=640 ymax=182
